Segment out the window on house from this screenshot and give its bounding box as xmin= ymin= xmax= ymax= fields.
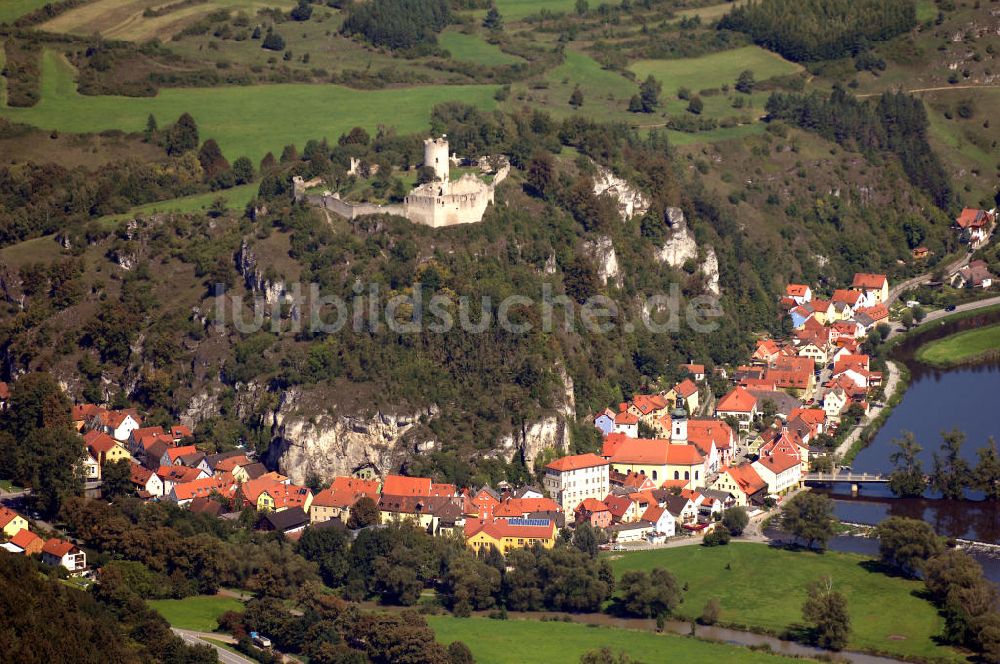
xmin=652 ymin=471 xmax=658 ymax=480
xmin=674 ymin=471 xmax=679 ymax=480
xmin=684 ymin=471 xmax=690 ymax=480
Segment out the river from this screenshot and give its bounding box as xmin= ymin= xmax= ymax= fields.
xmin=813 ymin=308 xmax=1000 ymax=582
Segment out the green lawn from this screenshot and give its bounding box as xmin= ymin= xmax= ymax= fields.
xmin=0 ymin=0 xmax=52 ymax=24
xmin=916 ymin=0 xmax=937 ymax=22
xmin=916 ymin=323 xmax=1000 ymax=367
xmin=148 ymin=595 xmax=244 ymax=632
xmin=0 ymin=50 xmax=499 ymax=162
xmin=675 ymin=0 xmax=747 ymax=21
xmin=494 ymin=0 xmax=577 ymax=20
xmin=629 ymin=46 xmax=803 ymax=96
xmin=98 ymin=182 xmax=259 ymax=226
xmin=439 ymin=30 xmax=523 ymax=66
xmin=0 ymin=479 xmax=24 ymax=492
xmin=608 ymin=543 xmax=963 ymax=662
xmin=427 ymin=616 xmax=799 ymax=664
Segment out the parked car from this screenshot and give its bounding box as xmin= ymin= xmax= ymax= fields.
xmin=945 ymin=304 xmax=957 ymax=312
xmin=250 ymin=632 xmax=272 ymax=649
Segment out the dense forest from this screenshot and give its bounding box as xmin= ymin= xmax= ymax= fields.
xmin=765 ymin=88 xmax=954 ymax=210
xmin=341 ymin=0 xmax=452 ymax=50
xmin=718 ymin=0 xmax=917 ymax=62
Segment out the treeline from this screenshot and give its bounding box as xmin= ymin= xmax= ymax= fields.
xmin=0 ymin=554 xmax=216 ymax=663
xmin=875 ymin=517 xmax=1000 ymax=660
xmin=765 ymin=88 xmax=953 ymax=209
xmin=888 ymin=430 xmax=1000 ymax=500
xmin=718 ymin=0 xmax=916 ymax=62
xmin=341 ymin=0 xmax=452 ymax=50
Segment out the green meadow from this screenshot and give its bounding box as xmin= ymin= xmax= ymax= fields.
xmin=494 ymin=0 xmax=578 ymax=20
xmin=0 ymin=0 xmax=52 ymax=25
xmin=148 ymin=595 xmax=244 ymax=632
xmin=427 ymin=616 xmax=800 ymax=664
xmin=630 ymin=46 xmax=803 ymax=96
xmin=608 ymin=543 xmax=963 ymax=662
xmin=0 ymin=50 xmax=499 ymax=161
xmin=916 ymin=323 xmax=1000 ymax=367
xmin=440 ymin=30 xmax=523 ymax=66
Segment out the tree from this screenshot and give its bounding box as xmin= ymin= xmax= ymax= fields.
xmin=290 ymin=0 xmax=313 ymax=21
xmin=198 ymin=139 xmax=231 ymax=181
xmin=628 ymin=94 xmax=643 ymax=113
xmin=297 ymin=524 xmax=351 ymax=587
xmin=639 ymin=76 xmax=661 ymax=113
xmin=347 ymin=496 xmax=380 ymax=529
xmin=526 ymin=152 xmax=555 ymax=199
xmin=259 ymin=152 xmax=277 ymax=174
xmin=441 ymin=555 xmax=500 ymax=615
xmin=569 ymin=86 xmax=584 ymax=108
xmin=912 ymin=304 xmax=926 ymax=322
xmin=975 ymin=437 xmax=1000 ymax=500
xmin=876 ymin=517 xmax=943 ymax=577
xmin=618 ymin=568 xmax=681 ymax=618
xmin=780 ymin=492 xmax=835 ymax=550
xmin=165 ymin=113 xmax=199 ymax=155
xmin=573 ymin=521 xmax=600 ymax=557
xmin=580 ymin=649 xmax=635 ymax=664
xmin=888 ymin=431 xmax=926 ymax=497
xmin=703 ymin=527 xmax=731 ymax=546
xmin=232 ymin=156 xmax=255 ymax=185
xmin=144 ymin=113 xmax=157 ymax=141
xmin=575 ymin=0 xmax=588 ymax=15
xmin=447 ymin=641 xmax=474 ymax=664
xmin=101 ymin=459 xmax=134 ymax=500
xmin=802 ymin=577 xmax=850 ymax=650
xmin=722 ymin=507 xmax=748 ymax=536
xmin=700 ymin=598 xmax=721 ymax=625
xmin=687 ymin=96 xmax=704 ymax=115
xmin=482 ymin=4 xmax=503 ymax=31
xmin=930 ymin=428 xmax=972 ymax=500
xmin=262 ymin=28 xmax=286 ymax=51
xmin=899 ymin=308 xmax=914 ymax=328
xmin=735 ymin=69 xmax=755 ymax=94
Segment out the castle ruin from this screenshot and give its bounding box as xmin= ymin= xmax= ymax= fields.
xmin=294 ymin=135 xmax=507 ymax=228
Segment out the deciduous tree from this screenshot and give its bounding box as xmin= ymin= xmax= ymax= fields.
xmin=802 ymin=576 xmax=850 ymax=650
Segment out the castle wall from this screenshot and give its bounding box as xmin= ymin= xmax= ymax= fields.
xmin=315 ymin=194 xmax=404 ymax=220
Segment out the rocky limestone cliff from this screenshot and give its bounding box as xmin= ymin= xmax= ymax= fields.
xmin=264 ymin=388 xmax=437 ymax=484
xmin=655 ymin=207 xmax=721 ymax=296
xmin=592 ymin=165 xmax=649 ymax=221
xmin=237 ymin=239 xmax=285 ymax=306
xmin=584 ymin=236 xmax=620 ymax=287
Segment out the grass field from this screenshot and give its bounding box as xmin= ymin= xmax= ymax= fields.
xmin=100 ymin=182 xmax=260 ymax=226
xmin=148 ymin=595 xmax=244 ymax=632
xmin=427 ymin=616 xmax=799 ymax=664
xmin=608 ymin=543 xmax=962 ymax=662
xmin=0 ymin=0 xmax=52 ymax=25
xmin=629 ymin=46 xmax=803 ymax=96
xmin=0 ymin=50 xmax=499 ymax=162
xmin=439 ymin=29 xmax=523 ymax=66
xmin=494 ymin=0 xmax=577 ymax=20
xmin=916 ymin=323 xmax=1000 ymax=367
xmin=40 ymin=0 xmax=294 ymax=41
xmin=916 ymin=0 xmax=937 ymax=22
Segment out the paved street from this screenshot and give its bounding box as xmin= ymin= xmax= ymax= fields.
xmin=173 ymin=629 xmax=254 ymax=664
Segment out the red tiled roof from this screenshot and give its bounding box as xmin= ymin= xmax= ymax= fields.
xmin=495 ymin=497 xmax=561 ymax=517
xmin=603 ymin=494 xmax=633 ymax=518
xmin=721 ymin=464 xmax=766 ymax=495
xmin=173 ymin=475 xmax=235 ymax=501
xmin=674 ymin=378 xmax=698 ymax=398
xmin=83 ymin=430 xmax=118 ymax=454
xmin=789 ymin=408 xmax=825 ymax=426
xmin=687 ymin=419 xmax=733 ymax=451
xmin=11 ymin=528 xmax=40 ymax=549
xmin=72 ymin=404 xmax=105 ymax=422
xmin=832 ymin=289 xmax=863 ymax=306
xmin=610 ymin=439 xmax=703 ymax=466
xmin=214 ymin=455 xmax=251 ymax=472
xmin=156 ymin=465 xmax=203 ymax=483
xmin=381 ymin=475 xmax=432 ymax=496
xmin=785 ymin=284 xmax=809 ymax=297
xmin=682 ymin=363 xmax=705 ymax=375
xmin=956 ymin=208 xmax=990 ymax=229
xmin=171 ymin=425 xmax=194 ymax=439
xmin=631 ymin=394 xmax=669 ymax=415
xmin=857 ymin=303 xmax=889 ymax=321
xmin=852 ymin=273 xmax=887 ymax=290
xmin=330 ymin=476 xmax=381 ymax=495
xmin=42 ymin=538 xmax=76 ymax=557
xmin=546 ymin=453 xmax=609 ymax=472
xmin=165 ymin=445 xmax=198 ymax=463
xmin=575 ymin=498 xmax=609 ymax=513
xmin=717 ymin=387 xmax=757 ymax=413
xmin=614 ymin=411 xmax=639 ymax=425
xmin=641 ymin=505 xmax=665 ymax=523
xmin=0 ymin=506 xmax=23 ymax=527
xmin=755 ymin=450 xmax=801 ymax=474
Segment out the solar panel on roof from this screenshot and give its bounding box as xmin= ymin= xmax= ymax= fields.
xmin=508 ymin=517 xmax=550 ymax=527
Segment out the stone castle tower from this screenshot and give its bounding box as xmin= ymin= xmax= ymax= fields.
xmin=424 ymin=135 xmax=450 ymax=182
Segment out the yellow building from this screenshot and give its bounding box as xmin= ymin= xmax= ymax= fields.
xmin=606 ymin=438 xmax=707 ymax=488
xmin=465 ymin=519 xmax=556 ymax=555
xmin=0 ymin=507 xmax=29 ymax=538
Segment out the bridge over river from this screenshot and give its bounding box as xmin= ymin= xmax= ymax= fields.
xmin=804 ymin=472 xmax=890 ymax=495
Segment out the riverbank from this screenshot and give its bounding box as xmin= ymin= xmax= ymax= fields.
xmin=914 ymin=323 xmax=1000 ymax=368
xmin=837 ymin=360 xmax=908 ymax=465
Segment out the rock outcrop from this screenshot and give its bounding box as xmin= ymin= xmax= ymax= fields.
xmin=592 ymin=165 xmax=649 ymax=221
xmin=584 ymin=236 xmax=620 ymax=286
xmin=655 ymin=207 xmax=721 ymax=296
xmin=237 ymin=239 xmax=285 ymax=306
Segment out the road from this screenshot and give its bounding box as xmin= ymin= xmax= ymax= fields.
xmin=173 ymin=629 xmax=254 ymax=664
xmin=833 ymin=359 xmax=901 ymax=460
xmin=887 ymin=249 xmax=972 ymax=305
xmin=857 ymin=84 xmax=1000 ymax=98
xmin=886 ymin=294 xmax=1000 ymax=340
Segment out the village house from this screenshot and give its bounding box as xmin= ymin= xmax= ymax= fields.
xmin=593 ymin=408 xmax=616 ymax=436
xmin=99 ymin=410 xmax=143 ymax=443
xmin=575 ymin=498 xmax=613 ymax=529
xmin=710 ymin=464 xmax=767 ymax=508
xmin=752 ymin=449 xmax=802 ymax=496
xmin=752 ymin=339 xmax=782 ymax=365
xmin=628 ymin=394 xmax=671 ymax=426
xmin=668 ymin=379 xmax=700 ymax=414
xmin=955 ymin=208 xmax=995 ymax=249
xmin=612 ymin=408 xmax=639 ymax=437
xmin=130 ymin=464 xmax=165 ymax=498
xmin=239 ymin=477 xmax=313 ymax=513
xmin=681 ymin=363 xmax=706 ymax=382
xmin=716 ymin=386 xmax=758 ymax=431
xmin=311 ymin=476 xmax=380 ymax=524
xmin=8 ymin=528 xmax=44 ymax=555
xmin=851 ymin=273 xmax=890 ymax=304
xmin=0 ymin=507 xmax=29 ymax=538
xmin=83 ymin=430 xmax=131 ymax=467
xmin=41 ymin=538 xmax=86 ymax=572
xmin=168 ymin=474 xmax=236 ymax=507
xmin=543 ymin=453 xmax=609 ymax=522
xmin=611 ymin=521 xmax=652 ymax=542
xmin=766 ymin=356 xmax=816 ymax=397
xmin=661 ymin=494 xmax=698 ymax=527
xmin=258 ymin=508 xmax=310 ymax=536
xmin=639 ymin=504 xmax=676 ymax=536
xmin=687 ymin=418 xmax=734 ymax=469
xmin=464 ymin=518 xmax=556 ymax=555
xmin=785 ymin=284 xmax=812 ymax=305
xmin=603 ymin=493 xmax=640 ymax=523
xmin=953 ymin=260 xmax=994 ymax=289
xmin=603 ymin=435 xmax=706 ymax=488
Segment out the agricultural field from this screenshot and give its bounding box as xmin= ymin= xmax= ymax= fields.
xmin=629 ymin=46 xmax=803 ymax=97
xmin=916 ymin=323 xmax=1000 ymax=368
xmin=39 ymin=0 xmax=295 ymax=42
xmin=427 ymin=616 xmax=800 ymax=664
xmin=439 ymin=29 xmax=523 ymax=66
xmin=148 ymin=595 xmax=244 ymax=632
xmin=0 ymin=50 xmax=500 ymax=161
xmin=608 ymin=543 xmax=963 ymax=662
xmin=0 ymin=0 xmax=52 ymax=25
xmin=675 ymin=0 xmax=747 ymax=21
